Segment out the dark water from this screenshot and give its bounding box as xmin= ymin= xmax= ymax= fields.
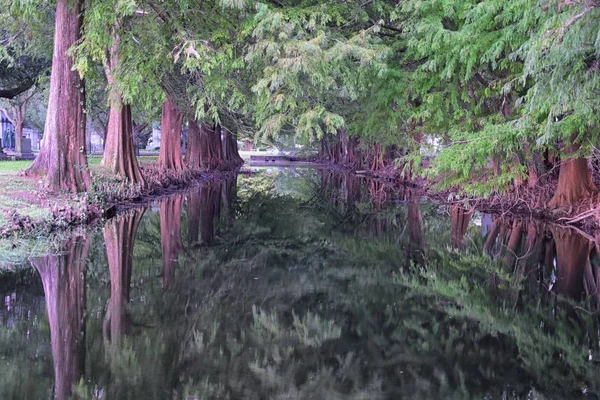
xmin=1 ymin=168 xmax=600 ymax=399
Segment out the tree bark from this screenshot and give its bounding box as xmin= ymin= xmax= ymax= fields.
xmin=31 ymin=235 xmax=90 ymax=400
xmin=102 ymin=103 xmax=145 ymax=185
xmin=185 ymin=119 xmax=203 ymax=169
xmin=222 ymin=126 xmax=243 ymax=167
xmin=548 ymin=141 xmax=598 ymax=209
xmin=101 ymin=28 xmax=145 ymax=185
xmin=24 ymin=0 xmax=90 ymax=192
xmin=158 ymin=95 xmax=184 ymax=171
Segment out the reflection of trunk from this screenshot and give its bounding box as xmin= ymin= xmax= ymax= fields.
xmin=584 ymin=249 xmax=600 ymax=312
xmin=518 ymin=222 xmax=545 ymax=298
xmin=200 ymin=184 xmax=222 ymax=246
xmin=548 ymin=141 xmax=598 ymax=209
xmin=450 ymin=205 xmax=472 ymax=250
xmin=158 ymin=96 xmax=184 ymax=171
xmin=221 ymin=176 xmax=237 ymax=231
xmin=503 ymin=220 xmax=523 ymax=268
xmin=483 ymin=219 xmax=501 ymax=254
xmin=160 ymin=195 xmax=184 ymax=287
xmin=407 ymin=190 xmax=424 ymax=264
xmin=32 ymin=235 xmax=90 ymax=400
xmin=103 ymin=209 xmax=145 ymax=348
xmin=187 ymin=187 xmax=202 ymax=245
xmin=25 ymin=0 xmax=90 ymax=192
xmin=551 ymin=227 xmax=591 ymax=300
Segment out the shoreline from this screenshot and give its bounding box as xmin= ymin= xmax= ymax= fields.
xmin=0 ymin=161 xmax=242 ymax=239
xmin=2 ymin=158 xmax=598 ymax=239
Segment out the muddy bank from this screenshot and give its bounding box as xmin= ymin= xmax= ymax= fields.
xmin=0 ymin=164 xmax=241 ymax=239
xmin=314 ymin=157 xmax=600 ymax=236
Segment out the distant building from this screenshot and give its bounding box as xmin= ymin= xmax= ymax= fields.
xmin=146 ymin=122 xmax=161 ymax=150
xmin=0 ymin=109 xmax=41 ymax=151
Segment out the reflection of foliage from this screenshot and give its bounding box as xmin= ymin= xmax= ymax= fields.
xmin=2 ymin=171 xmax=600 ymax=399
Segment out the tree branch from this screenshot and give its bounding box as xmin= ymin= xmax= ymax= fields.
xmin=0 ymin=79 xmax=35 ymax=100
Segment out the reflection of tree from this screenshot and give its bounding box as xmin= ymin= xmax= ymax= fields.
xmin=550 ymin=227 xmax=590 ymax=301
xmin=200 ymin=184 xmax=221 ymax=246
xmin=31 ymin=235 xmax=90 ymax=400
xmin=450 ymin=204 xmax=472 ymax=250
xmin=406 ymin=189 xmax=424 ymax=264
xmin=103 ymin=208 xmax=145 ymax=349
xmin=10 ymin=171 xmax=600 ymax=399
xmin=160 ymin=195 xmax=184 ymax=288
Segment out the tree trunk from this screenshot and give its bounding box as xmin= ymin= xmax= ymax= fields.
xmin=185 ymin=119 xmax=203 ymax=169
xmin=548 ymin=142 xmax=598 ymax=209
xmin=14 ymin=106 xmax=23 ymax=154
xmin=25 ymin=0 xmax=90 ymax=192
xmin=102 ymin=102 xmax=145 ymax=185
xmin=31 ymin=235 xmax=90 ymax=400
xmin=158 ymin=95 xmax=184 ymax=171
xmin=222 ymin=127 xmax=243 ymax=167
xmin=103 ymin=209 xmax=145 ymax=350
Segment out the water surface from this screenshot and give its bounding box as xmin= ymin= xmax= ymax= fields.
xmin=1 ymin=168 xmax=600 ymax=399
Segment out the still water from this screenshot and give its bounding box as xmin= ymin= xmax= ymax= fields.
xmin=1 ymin=168 xmax=600 ymax=399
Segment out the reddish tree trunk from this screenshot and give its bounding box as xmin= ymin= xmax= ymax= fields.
xmin=25 ymin=0 xmax=90 ymax=192
xmin=160 ymin=194 xmax=184 ymax=287
xmin=548 ymin=142 xmax=598 ymax=209
xmin=31 ymin=235 xmax=90 ymax=400
xmin=103 ymin=209 xmax=145 ymax=348
xmin=101 ymin=26 xmax=144 ymax=184
xmin=102 ymin=102 xmax=145 ymax=185
xmin=222 ymin=127 xmax=243 ymax=167
xmin=158 ymin=96 xmax=184 ymax=171
xmin=185 ymin=119 xmax=203 ymax=169
xmin=370 ymin=144 xmax=385 ymax=171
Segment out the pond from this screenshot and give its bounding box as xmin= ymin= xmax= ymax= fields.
xmin=1 ymin=167 xmax=600 ymax=399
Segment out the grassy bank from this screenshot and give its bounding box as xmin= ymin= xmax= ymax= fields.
xmin=0 ymin=156 xmax=158 ymax=232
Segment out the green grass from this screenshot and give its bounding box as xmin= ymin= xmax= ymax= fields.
xmin=0 ymin=160 xmax=32 ymax=174
xmin=0 ymin=156 xmax=158 ymax=174
xmin=0 ymin=155 xmax=158 ymax=230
